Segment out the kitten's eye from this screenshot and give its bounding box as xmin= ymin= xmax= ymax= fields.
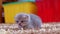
xmin=16 ymin=21 xmax=19 ymax=23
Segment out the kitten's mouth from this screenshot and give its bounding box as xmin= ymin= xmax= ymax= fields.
xmin=19 ymin=23 xmax=26 ymax=27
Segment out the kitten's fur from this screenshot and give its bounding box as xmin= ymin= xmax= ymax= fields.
xmin=15 ymin=13 xmax=42 ymax=30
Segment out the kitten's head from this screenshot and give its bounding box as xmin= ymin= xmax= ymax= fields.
xmin=15 ymin=13 xmax=30 ymax=27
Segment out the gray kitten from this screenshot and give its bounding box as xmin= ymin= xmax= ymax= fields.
xmin=15 ymin=13 xmax=42 ymax=30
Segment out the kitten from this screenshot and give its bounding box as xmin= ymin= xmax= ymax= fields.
xmin=15 ymin=13 xmax=42 ymax=30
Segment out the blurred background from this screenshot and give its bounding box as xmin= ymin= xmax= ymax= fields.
xmin=0 ymin=0 xmax=60 ymax=24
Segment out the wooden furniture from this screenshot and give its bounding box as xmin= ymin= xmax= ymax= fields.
xmin=0 ymin=0 xmax=3 ymax=23
xmin=0 ymin=0 xmax=17 ymax=23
